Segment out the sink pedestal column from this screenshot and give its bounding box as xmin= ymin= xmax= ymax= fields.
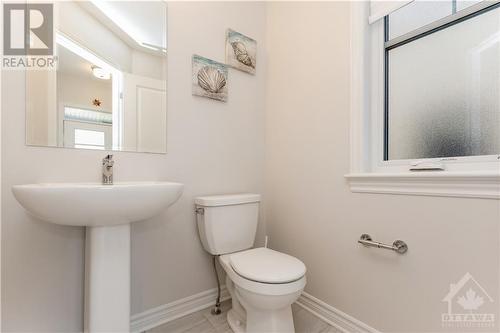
xmin=85 ymin=224 xmax=131 ymax=332
xmin=11 ymin=181 xmax=184 ymax=332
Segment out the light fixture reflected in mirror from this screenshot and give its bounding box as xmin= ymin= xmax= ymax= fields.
xmin=91 ymin=65 xmax=111 ymax=80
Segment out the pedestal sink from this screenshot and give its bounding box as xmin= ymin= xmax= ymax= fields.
xmin=12 ymin=182 xmax=184 ymax=332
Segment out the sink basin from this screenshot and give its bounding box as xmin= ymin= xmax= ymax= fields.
xmin=12 ymin=182 xmax=184 ymax=226
xmin=12 ymin=181 xmax=184 ymax=332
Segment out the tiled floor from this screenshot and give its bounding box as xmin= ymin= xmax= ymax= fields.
xmin=148 ymin=300 xmax=342 ymax=333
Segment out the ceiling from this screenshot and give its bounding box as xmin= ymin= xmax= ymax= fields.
xmin=57 ymin=45 xmax=112 ymax=86
xmin=78 ymin=1 xmax=167 ymax=53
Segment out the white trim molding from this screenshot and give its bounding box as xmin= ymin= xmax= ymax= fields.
xmin=345 ymin=172 xmax=500 ymax=199
xmin=368 ymin=0 xmax=414 ymax=24
xmin=349 ymin=0 xmax=371 ymax=174
xmin=296 ymin=292 xmax=380 ymax=333
xmin=130 ymin=287 xmax=379 ymax=333
xmin=130 ymin=286 xmax=230 ymax=333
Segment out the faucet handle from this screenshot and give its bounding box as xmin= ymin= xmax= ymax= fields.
xmin=103 ymin=154 xmax=114 ymax=165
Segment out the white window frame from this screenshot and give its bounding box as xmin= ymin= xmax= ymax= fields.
xmin=345 ymin=1 xmax=500 ymax=199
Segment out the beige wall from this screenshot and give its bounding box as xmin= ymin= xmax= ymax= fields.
xmin=265 ymin=2 xmax=499 ymax=332
xmin=131 ymin=50 xmax=167 ymax=81
xmin=26 ymin=71 xmax=57 ymax=147
xmin=131 ymin=1 xmax=268 ymax=314
xmin=57 ymin=72 xmax=112 ymax=112
xmin=1 ymin=2 xmax=267 ymax=330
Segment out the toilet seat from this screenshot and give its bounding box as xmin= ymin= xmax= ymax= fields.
xmin=229 ymin=247 xmax=306 ymax=284
xmin=219 ymin=249 xmax=306 ymax=296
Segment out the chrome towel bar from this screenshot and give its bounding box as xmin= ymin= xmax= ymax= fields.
xmin=358 ymin=234 xmax=408 ymax=254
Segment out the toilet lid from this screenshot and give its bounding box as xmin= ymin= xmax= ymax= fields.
xmin=229 ymin=248 xmax=306 ymax=284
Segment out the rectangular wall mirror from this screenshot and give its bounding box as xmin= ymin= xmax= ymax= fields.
xmin=26 ymin=1 xmax=167 ymax=153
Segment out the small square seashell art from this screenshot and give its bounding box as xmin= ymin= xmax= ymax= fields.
xmin=226 ymin=28 xmax=256 ymax=74
xmin=192 ymin=54 xmax=229 ymax=102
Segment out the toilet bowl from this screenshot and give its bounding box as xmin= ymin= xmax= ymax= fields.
xmin=219 ymin=248 xmax=306 ymax=333
xmin=195 ymin=194 xmax=307 ymax=333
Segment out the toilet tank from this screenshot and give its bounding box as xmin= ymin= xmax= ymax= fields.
xmin=195 ymin=194 xmax=261 ymax=255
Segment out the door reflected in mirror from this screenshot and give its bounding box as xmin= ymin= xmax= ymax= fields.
xmin=26 ymin=1 xmax=167 ymax=153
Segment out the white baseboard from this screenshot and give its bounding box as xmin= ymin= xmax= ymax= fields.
xmin=131 ymin=287 xmax=378 ymax=333
xmin=130 ymin=286 xmax=230 ymax=333
xmin=296 ymin=292 xmax=380 ymax=333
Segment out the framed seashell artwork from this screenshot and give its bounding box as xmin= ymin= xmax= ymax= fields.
xmin=226 ymin=29 xmax=256 ymax=74
xmin=192 ymin=55 xmax=229 ymax=102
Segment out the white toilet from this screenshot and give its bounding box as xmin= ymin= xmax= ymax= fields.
xmin=195 ymin=194 xmax=306 ymax=333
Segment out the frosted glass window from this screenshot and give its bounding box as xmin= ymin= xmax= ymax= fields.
xmin=387 ymin=6 xmax=500 ymax=160
xmin=74 ymin=129 xmax=105 ymax=150
xmin=388 ymin=1 xmax=453 ymax=40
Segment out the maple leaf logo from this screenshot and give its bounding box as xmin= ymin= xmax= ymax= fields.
xmin=457 ymin=289 xmax=484 ymax=311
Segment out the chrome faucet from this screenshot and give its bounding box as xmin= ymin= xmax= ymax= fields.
xmin=102 ymin=154 xmax=114 ymax=185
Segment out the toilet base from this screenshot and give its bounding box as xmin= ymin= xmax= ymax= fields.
xmin=244 ymin=305 xmax=295 ymax=333
xmin=228 ymin=306 xmax=295 ymax=333
xmin=227 ymin=309 xmax=246 ymax=333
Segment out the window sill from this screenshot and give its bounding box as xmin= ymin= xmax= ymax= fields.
xmin=344 ymin=172 xmax=500 ymax=199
